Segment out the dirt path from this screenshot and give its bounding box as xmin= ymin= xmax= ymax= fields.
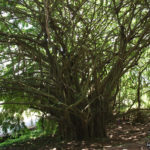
xmin=103 ymin=121 xmax=150 ymax=150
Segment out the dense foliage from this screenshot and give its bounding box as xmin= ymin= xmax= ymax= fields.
xmin=0 ymin=0 xmax=150 ymax=140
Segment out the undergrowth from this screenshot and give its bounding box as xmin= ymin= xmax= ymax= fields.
xmin=0 ymin=129 xmax=44 ymax=148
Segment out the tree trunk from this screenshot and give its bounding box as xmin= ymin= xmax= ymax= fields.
xmin=135 ymin=71 xmax=142 ymax=123
xmin=137 ymin=72 xmax=141 ymax=110
xmin=58 ymin=100 xmax=107 ymax=140
xmin=59 ymin=117 xmax=106 ymax=140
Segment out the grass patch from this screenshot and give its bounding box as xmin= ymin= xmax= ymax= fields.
xmin=0 ymin=129 xmax=44 ymax=148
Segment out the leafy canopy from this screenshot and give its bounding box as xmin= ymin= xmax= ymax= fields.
xmin=0 ymin=0 xmax=150 ymax=123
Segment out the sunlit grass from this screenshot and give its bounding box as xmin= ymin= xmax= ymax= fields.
xmin=0 ymin=129 xmax=44 ymax=147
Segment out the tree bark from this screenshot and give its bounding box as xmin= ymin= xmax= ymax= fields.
xmin=58 ymin=99 xmax=107 ymax=140
xmin=137 ymin=72 xmax=141 ymax=110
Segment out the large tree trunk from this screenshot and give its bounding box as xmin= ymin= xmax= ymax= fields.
xmin=58 ymin=99 xmax=107 ymax=140
xmin=57 ymin=58 xmax=124 ymax=140
xmin=59 ymin=116 xmax=106 ymax=140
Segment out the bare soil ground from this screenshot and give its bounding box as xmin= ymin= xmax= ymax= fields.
xmin=103 ymin=121 xmax=150 ymax=150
